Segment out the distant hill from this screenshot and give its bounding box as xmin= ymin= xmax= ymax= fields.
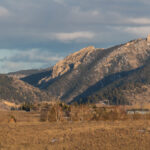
xmin=21 ymin=68 xmax=52 ymax=87
xmin=22 ymin=37 xmax=150 ymax=105
xmin=8 ymin=68 xmax=51 ymax=79
xmin=8 ymin=69 xmax=40 ymax=76
xmin=0 ymin=75 xmax=54 ymax=103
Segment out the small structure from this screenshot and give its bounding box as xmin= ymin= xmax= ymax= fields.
xmin=126 ymin=109 xmax=150 ymax=114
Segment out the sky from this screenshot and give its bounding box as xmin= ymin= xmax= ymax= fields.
xmin=0 ymin=0 xmax=150 ymax=73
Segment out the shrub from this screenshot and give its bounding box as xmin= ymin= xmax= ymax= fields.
xmin=40 ymin=109 xmax=48 ymax=122
xmin=21 ymin=102 xmax=33 ymax=112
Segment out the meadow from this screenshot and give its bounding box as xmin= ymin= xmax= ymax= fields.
xmin=0 ymin=104 xmax=150 ymax=150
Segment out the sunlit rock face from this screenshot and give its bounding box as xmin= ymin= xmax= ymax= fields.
xmin=147 ymin=35 xmax=150 ymax=43
xmin=38 ymin=46 xmax=96 ymax=83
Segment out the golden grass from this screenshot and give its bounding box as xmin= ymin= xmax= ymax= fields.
xmin=0 ymin=111 xmax=150 ymax=150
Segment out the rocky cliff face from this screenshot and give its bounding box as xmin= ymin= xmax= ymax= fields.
xmin=38 ymin=46 xmax=96 ymax=84
xmin=22 ymin=37 xmax=150 ymax=104
xmin=147 ymin=35 xmax=150 ymax=43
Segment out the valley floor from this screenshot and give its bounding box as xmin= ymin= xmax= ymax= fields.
xmin=0 ymin=111 xmax=150 ymax=150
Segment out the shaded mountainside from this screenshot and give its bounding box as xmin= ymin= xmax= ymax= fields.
xmin=22 ymin=69 xmax=52 ymax=87
xmin=22 ymin=38 xmax=150 ymax=104
xmin=72 ymin=60 xmax=150 ymax=105
xmin=0 ymin=75 xmax=53 ymax=103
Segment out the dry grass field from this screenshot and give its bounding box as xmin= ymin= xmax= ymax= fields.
xmin=0 ymin=110 xmax=150 ymax=150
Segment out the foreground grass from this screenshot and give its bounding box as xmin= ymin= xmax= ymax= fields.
xmin=0 ymin=111 xmax=150 ymax=150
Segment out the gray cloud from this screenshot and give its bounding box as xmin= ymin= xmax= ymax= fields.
xmin=0 ymin=0 xmax=150 ymax=72
xmin=0 ymin=0 xmax=149 ymax=48
xmin=0 ymin=6 xmax=10 ymax=17
xmin=52 ymin=31 xmax=95 ymax=42
xmin=5 ymin=49 xmax=63 ymax=63
xmin=0 ymin=49 xmax=63 ymax=73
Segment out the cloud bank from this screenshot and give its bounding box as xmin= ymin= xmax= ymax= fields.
xmin=53 ymin=32 xmax=95 ymax=42
xmin=0 ymin=49 xmax=63 ymax=73
xmin=0 ymin=0 xmax=150 ymax=72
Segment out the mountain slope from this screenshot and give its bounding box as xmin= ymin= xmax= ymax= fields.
xmin=0 ymin=75 xmax=53 ymax=103
xmin=72 ymin=60 xmax=150 ymax=105
xmin=22 ymin=37 xmax=150 ymax=103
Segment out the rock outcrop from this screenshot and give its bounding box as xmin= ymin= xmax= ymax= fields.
xmin=39 ymin=46 xmax=96 ymax=84
xmin=147 ymin=35 xmax=150 ymax=43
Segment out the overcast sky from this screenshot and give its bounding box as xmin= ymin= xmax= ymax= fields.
xmin=0 ymin=0 xmax=150 ymax=73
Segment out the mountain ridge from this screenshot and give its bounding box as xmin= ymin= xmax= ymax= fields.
xmin=21 ymin=37 xmax=150 ymax=104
